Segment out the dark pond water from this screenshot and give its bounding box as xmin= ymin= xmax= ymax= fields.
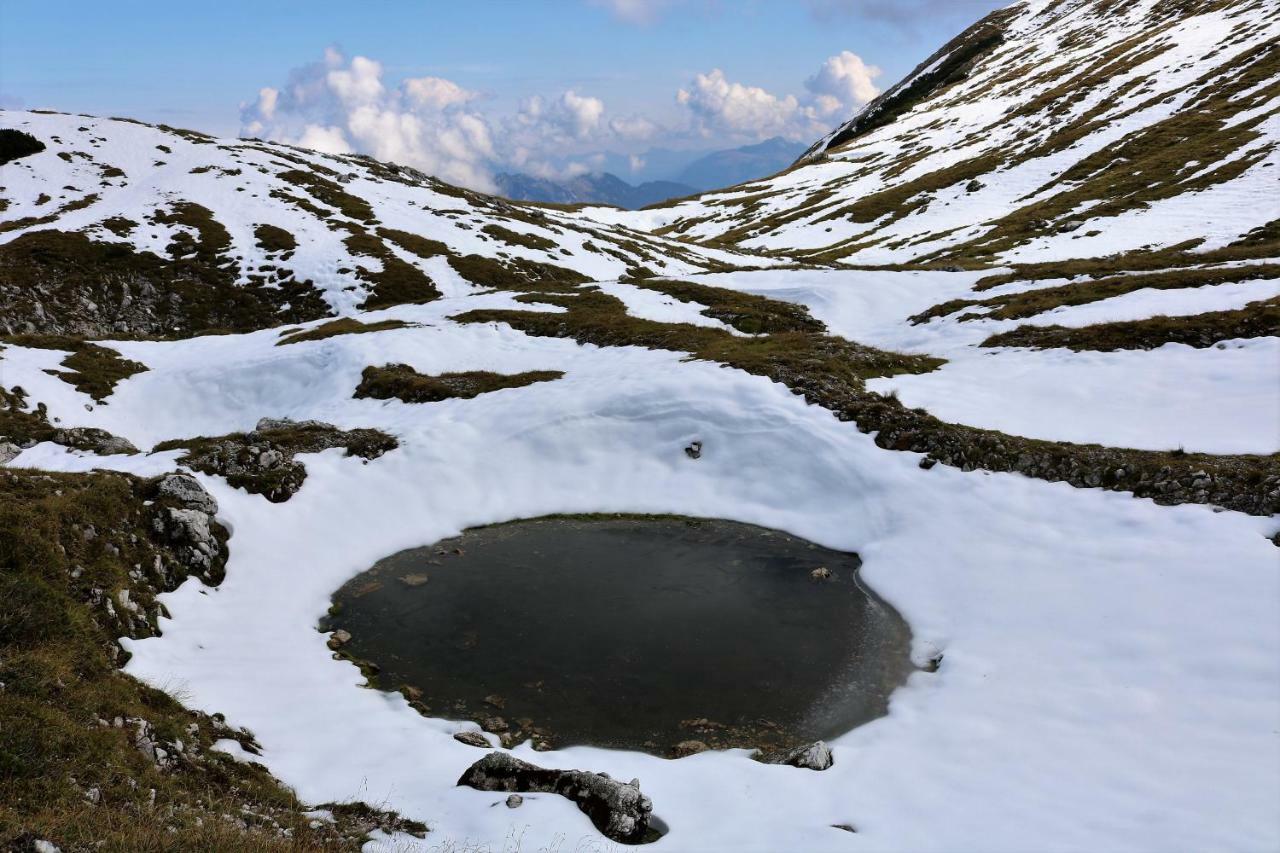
xmin=325 ymin=517 xmax=913 ymax=756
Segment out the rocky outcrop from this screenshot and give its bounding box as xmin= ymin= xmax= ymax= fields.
xmin=147 ymin=472 xmax=225 ymax=584
xmin=457 ymin=752 xmax=658 ymax=843
xmin=153 ymin=418 xmax=398 ymax=502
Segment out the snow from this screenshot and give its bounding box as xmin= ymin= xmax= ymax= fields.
xmin=698 ymin=267 xmax=1280 ymax=454
xmin=4 ymin=272 xmax=1276 ymax=851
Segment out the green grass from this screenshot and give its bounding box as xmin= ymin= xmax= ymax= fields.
xmin=354 ymin=365 xmax=564 ymax=404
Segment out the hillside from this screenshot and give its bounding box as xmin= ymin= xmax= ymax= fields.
xmin=583 ymin=0 xmax=1280 ymax=266
xmin=0 ymin=112 xmax=757 ymax=338
xmin=1 ymin=0 xmax=1278 ymax=851
xmin=494 ymin=171 xmax=697 ymax=209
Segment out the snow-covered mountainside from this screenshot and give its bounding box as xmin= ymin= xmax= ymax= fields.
xmin=583 ymin=0 xmax=1280 ymax=265
xmin=0 ymin=111 xmax=756 ymax=336
xmin=1 ymin=0 xmax=1278 ymax=851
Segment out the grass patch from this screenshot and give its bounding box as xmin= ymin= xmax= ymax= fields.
xmin=2 ymin=336 xmax=147 ymax=402
xmin=481 ymin=224 xmax=557 ymax=252
xmin=276 ymin=318 xmax=413 ymax=346
xmin=0 ymin=230 xmax=331 ymax=338
xmin=912 ymin=264 xmax=1280 ymax=324
xmin=633 ymin=279 xmax=825 ymax=335
xmin=981 ymin=296 xmax=1280 ymax=351
xmin=354 ymin=365 xmax=564 ymax=404
xmin=253 ymin=224 xmax=297 ymax=254
xmin=343 ymin=232 xmax=441 ymax=311
xmin=0 ymin=468 xmax=426 ymax=850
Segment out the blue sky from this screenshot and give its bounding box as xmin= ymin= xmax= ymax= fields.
xmin=0 ymin=0 xmax=1006 ymax=187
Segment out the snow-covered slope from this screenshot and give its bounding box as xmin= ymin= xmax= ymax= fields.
xmin=580 ymin=0 xmax=1280 ymax=266
xmin=0 ymin=111 xmax=761 ymax=335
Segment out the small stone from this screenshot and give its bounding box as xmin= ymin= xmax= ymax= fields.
xmin=919 ymin=456 xmax=937 ymax=470
xmin=327 ymin=629 xmax=352 ymax=649
xmin=85 ymin=786 xmax=101 ymax=804
xmin=484 ymin=694 xmax=506 ymax=709
xmin=671 ymin=739 xmax=709 ymax=758
xmin=684 ymin=440 xmax=702 ymax=460
xmin=482 ymin=716 xmax=509 ymax=733
xmin=810 ymin=567 xmax=832 ymax=581
xmin=399 ymin=573 xmax=430 ymax=587
xmin=453 ymin=730 xmax=492 ymax=748
xmin=505 ymin=794 xmax=523 ymax=808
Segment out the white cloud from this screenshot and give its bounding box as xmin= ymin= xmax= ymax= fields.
xmin=677 ymin=69 xmax=802 ymax=137
xmin=676 ymin=51 xmax=885 ymax=141
xmin=805 ymin=51 xmax=882 ymax=113
xmin=403 ymin=76 xmax=479 ymax=110
xmin=241 ymin=49 xmax=498 ymax=191
xmin=589 ymin=0 xmax=680 ymax=24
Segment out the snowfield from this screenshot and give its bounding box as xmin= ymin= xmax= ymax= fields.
xmin=5 ymin=274 xmax=1279 ymax=851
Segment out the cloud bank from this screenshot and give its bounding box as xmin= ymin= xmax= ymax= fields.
xmin=241 ymin=47 xmax=882 ymax=190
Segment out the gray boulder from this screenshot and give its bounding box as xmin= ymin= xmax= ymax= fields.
xmin=754 ymin=740 xmax=834 ymax=771
xmin=458 ymin=752 xmax=656 ymax=843
xmin=155 ymin=472 xmax=218 ymax=515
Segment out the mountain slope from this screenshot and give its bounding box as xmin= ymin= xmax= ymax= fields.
xmin=494 ymin=171 xmax=697 ymax=209
xmin=675 ymin=136 xmax=807 ymax=191
xmin=584 ymin=0 xmax=1280 ymax=266
xmin=0 ymin=112 xmax=759 ymax=337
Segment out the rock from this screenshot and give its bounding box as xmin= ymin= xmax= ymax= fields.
xmin=453 ymin=731 xmax=492 ymax=749
xmin=505 ymin=794 xmax=524 ymax=808
xmin=810 ymin=567 xmax=832 ymax=581
xmin=399 ymin=572 xmax=429 ymax=587
xmin=684 ymin=440 xmax=702 ymax=460
xmin=52 ymin=426 xmax=138 ymax=456
xmin=754 ymin=740 xmax=834 ymax=771
xmin=918 ymin=455 xmax=937 ymax=470
xmin=255 ymin=417 xmax=333 ymax=433
xmin=671 ymin=739 xmax=709 ymax=758
xmin=458 ymin=752 xmax=656 ymax=843
xmin=327 ymin=629 xmax=352 ymax=649
xmin=484 ymin=694 xmax=506 ymax=709
xmin=0 ymin=441 xmax=22 ymax=464
xmin=481 ymin=715 xmax=509 ymax=733
xmin=155 ymin=472 xmax=218 ymax=515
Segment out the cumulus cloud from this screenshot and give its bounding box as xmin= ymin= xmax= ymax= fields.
xmin=240 ymin=49 xmax=514 ymax=191
xmin=677 ymin=69 xmax=802 ymax=138
xmin=677 ymin=51 xmax=882 ymax=140
xmin=804 ymin=51 xmax=882 ymax=115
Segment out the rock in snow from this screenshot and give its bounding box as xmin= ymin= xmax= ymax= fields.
xmin=754 ymin=740 xmax=834 ymax=771
xmin=457 ymin=752 xmax=655 ymax=843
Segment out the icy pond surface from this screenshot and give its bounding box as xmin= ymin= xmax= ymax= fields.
xmin=326 ymin=517 xmax=913 ymax=756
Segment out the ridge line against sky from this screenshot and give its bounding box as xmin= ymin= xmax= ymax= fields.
xmin=0 ymin=0 xmax=1008 ymax=191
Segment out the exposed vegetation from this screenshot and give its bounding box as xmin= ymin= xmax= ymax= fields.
xmin=3 ymin=335 xmax=148 ymax=402
xmin=344 ymin=232 xmax=441 ymax=311
xmin=0 ymin=468 xmax=427 ymax=850
xmin=911 ymin=264 xmax=1280 ymax=324
xmin=276 ymin=318 xmax=413 ymax=347
xmin=0 ymin=230 xmax=331 ymax=339
xmin=153 ymin=420 xmax=399 ymax=502
xmin=982 ymin=297 xmax=1280 ymax=351
xmin=481 ymin=223 xmax=557 ymax=252
xmin=0 ymin=128 xmax=46 ymax=165
xmin=253 ymin=224 xmax=297 ymax=255
xmin=634 ymin=278 xmax=825 ymax=335
xmin=354 ymin=365 xmax=564 ymax=404
xmin=446 ymin=252 xmax=591 ymax=293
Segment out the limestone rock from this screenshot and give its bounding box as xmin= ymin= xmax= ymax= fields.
xmin=458 ymin=752 xmax=655 ymax=843
xmin=754 ymin=740 xmax=833 ymax=771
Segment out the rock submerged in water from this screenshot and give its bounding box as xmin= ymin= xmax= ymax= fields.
xmin=457 ymin=751 xmax=657 ymax=843
xmin=753 ymin=740 xmax=834 ymax=771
